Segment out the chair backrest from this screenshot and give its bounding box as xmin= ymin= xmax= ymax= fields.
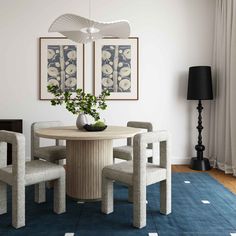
xmin=133 ymin=131 xmax=170 ymax=185
xmin=0 ymin=130 xmax=25 ymax=183
xmin=127 ymin=121 xmax=153 ymax=149
xmin=31 ymin=121 xmax=64 ymax=160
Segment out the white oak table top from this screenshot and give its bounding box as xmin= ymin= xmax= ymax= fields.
xmin=35 ymin=125 xmax=142 ymax=141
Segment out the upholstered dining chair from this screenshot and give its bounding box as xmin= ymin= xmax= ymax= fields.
xmin=102 ymin=131 xmax=171 ymax=228
xmin=31 ymin=121 xmax=66 ymax=203
xmin=113 ymin=121 xmax=153 ymax=163
xmin=0 ymin=130 xmax=66 ymax=229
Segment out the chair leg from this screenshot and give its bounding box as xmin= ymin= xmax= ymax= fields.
xmin=53 ymin=174 xmax=66 ymax=214
xmin=128 ymin=186 xmax=133 ymax=203
xmin=47 ymin=160 xmax=61 ymax=189
xmin=133 ymin=184 xmax=146 ymax=228
xmin=101 ymin=176 xmax=113 ymax=214
xmin=0 ymin=181 xmax=7 ymax=214
xmin=160 ymin=179 xmax=171 ymax=215
xmin=12 ymin=185 xmax=25 ymax=229
xmin=34 ymin=182 xmax=46 ymax=203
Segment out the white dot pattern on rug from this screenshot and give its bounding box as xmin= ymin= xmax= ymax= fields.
xmin=65 ymin=233 xmax=74 ymax=236
xmin=148 ymin=233 xmax=158 ymax=236
xmin=146 ymin=200 xmax=148 ymax=204
xmin=201 ymin=200 xmax=210 ymax=204
xmin=77 ymin=201 xmax=85 ymax=204
xmin=184 ymin=181 xmax=191 ymax=184
xmin=230 ymin=233 xmax=236 ymax=236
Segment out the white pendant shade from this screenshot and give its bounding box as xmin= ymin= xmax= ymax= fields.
xmin=49 ymin=14 xmax=131 ymax=44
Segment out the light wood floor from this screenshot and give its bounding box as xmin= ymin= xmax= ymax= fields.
xmin=172 ymin=165 xmax=236 ymax=194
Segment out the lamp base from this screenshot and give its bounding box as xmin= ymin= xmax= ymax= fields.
xmin=190 ymin=157 xmax=211 ymax=171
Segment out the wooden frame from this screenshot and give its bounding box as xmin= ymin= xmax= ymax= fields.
xmin=39 ymin=37 xmax=84 ymax=100
xmin=93 ymin=37 xmax=139 ymax=100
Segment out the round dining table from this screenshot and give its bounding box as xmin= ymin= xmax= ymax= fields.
xmin=35 ymin=125 xmax=141 ymax=201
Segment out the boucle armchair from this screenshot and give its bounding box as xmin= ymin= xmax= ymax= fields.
xmin=113 ymin=121 xmax=153 ymax=162
xmin=102 ymin=130 xmax=171 ymax=228
xmin=0 ymin=130 xmax=66 ymax=229
xmin=31 ymin=121 xmax=66 ymax=203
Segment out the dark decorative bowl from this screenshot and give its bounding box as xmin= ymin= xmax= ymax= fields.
xmin=83 ymin=124 xmax=107 ymax=132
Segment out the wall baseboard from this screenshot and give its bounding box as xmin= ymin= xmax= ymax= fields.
xmin=172 ymin=157 xmax=190 ymax=165
xmin=29 ymin=155 xmax=191 ymax=165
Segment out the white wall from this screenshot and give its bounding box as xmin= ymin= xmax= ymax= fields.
xmin=0 ymin=0 xmax=215 ymax=162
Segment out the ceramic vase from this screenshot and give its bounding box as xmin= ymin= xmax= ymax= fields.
xmin=76 ymin=113 xmax=88 ymax=129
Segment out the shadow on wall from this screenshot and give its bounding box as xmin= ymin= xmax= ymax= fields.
xmin=177 ymin=70 xmax=194 ymax=159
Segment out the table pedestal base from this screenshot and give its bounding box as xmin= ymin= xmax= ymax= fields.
xmin=66 ymin=139 xmax=113 ymax=200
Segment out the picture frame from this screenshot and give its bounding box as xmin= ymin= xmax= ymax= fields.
xmin=93 ymin=37 xmax=139 ymax=100
xmin=39 ymin=37 xmax=84 ymax=100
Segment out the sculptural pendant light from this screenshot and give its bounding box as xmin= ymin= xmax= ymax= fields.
xmin=48 ymin=0 xmax=130 ymax=44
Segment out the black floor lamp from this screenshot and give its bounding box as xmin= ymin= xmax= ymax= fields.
xmin=187 ymin=66 xmax=213 ymax=171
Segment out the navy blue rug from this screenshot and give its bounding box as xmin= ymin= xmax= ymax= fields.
xmin=1 ymin=173 xmax=236 ymax=236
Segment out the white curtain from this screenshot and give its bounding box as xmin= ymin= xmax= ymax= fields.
xmin=209 ymin=0 xmax=236 ymax=174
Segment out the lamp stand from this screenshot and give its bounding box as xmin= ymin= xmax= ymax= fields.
xmin=190 ymin=100 xmax=211 ymax=171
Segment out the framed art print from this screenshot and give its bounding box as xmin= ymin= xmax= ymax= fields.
xmin=93 ymin=37 xmax=139 ymax=100
xmin=39 ymin=37 xmax=84 ymax=100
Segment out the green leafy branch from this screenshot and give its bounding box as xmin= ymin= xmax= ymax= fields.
xmin=47 ymin=85 xmax=110 ymax=121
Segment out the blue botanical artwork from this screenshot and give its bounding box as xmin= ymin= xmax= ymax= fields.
xmin=47 ymin=45 xmax=77 ymax=92
xmin=101 ymin=45 xmax=131 ymax=93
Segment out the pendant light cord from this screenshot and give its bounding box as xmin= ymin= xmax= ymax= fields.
xmin=89 ymin=0 xmax=91 ymax=19
xmin=89 ymin=0 xmax=91 ymax=28
xmin=88 ymin=0 xmax=94 ymax=39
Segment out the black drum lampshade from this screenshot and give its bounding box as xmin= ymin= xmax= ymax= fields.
xmin=187 ymin=66 xmax=213 ymax=100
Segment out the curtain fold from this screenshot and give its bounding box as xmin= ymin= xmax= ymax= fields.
xmin=209 ymin=0 xmax=236 ymax=174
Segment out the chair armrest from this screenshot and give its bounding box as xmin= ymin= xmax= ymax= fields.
xmin=0 ymin=142 xmax=7 ymax=168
